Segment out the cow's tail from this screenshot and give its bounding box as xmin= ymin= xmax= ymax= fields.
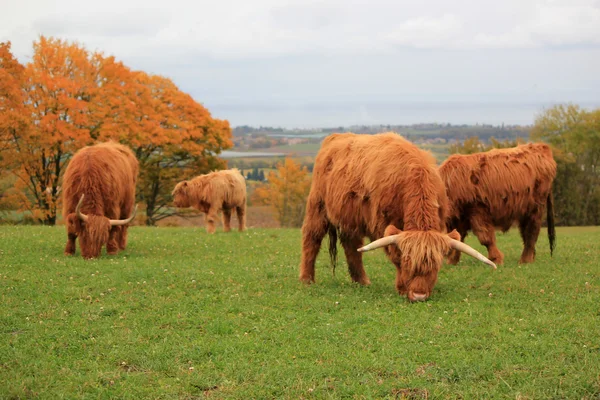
xmin=547 ymin=192 xmax=556 ymax=256
xmin=328 ymin=224 xmax=338 ymax=274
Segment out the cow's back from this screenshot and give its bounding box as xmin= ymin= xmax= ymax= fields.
xmin=221 ymin=169 xmax=246 ymax=205
xmin=440 ymin=143 xmax=557 ymax=224
xmin=62 ymin=142 xmax=138 ymax=216
xmin=311 ymin=132 xmax=447 ymax=238
xmin=201 ymin=169 xmax=246 ymax=207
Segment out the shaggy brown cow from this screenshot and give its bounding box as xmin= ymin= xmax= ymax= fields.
xmin=439 ymin=143 xmax=557 ymax=265
xmin=172 ymin=169 xmax=246 ymax=233
xmin=299 ymin=132 xmax=495 ymax=302
xmin=62 ymin=142 xmax=139 ymax=259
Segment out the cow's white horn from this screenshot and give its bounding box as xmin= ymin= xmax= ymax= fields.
xmin=109 ymin=205 xmax=138 ymax=226
xmin=449 ymin=239 xmax=497 ymax=269
xmin=75 ymin=194 xmax=89 ymax=222
xmin=357 ymin=235 xmax=399 ymax=252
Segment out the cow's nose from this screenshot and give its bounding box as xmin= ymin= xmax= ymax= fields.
xmin=410 ymin=292 xmax=428 ymax=302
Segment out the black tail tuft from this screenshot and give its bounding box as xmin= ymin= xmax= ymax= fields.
xmin=328 ymin=224 xmax=338 ymax=274
xmin=547 ymin=192 xmax=556 ymax=256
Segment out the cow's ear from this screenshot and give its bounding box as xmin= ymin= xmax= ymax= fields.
xmin=384 ymin=224 xmax=402 ymax=237
xmin=183 ymin=181 xmax=188 ymax=187
xmin=447 ymin=229 xmax=461 ymax=241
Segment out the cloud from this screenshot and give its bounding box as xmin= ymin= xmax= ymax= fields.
xmin=2 ymin=0 xmax=600 ymax=61
xmin=1 ymin=0 xmax=598 ymax=127
xmin=384 ymin=14 xmax=464 ymax=49
xmin=33 ymin=10 xmax=171 ymax=38
xmin=472 ymin=0 xmax=600 ymax=48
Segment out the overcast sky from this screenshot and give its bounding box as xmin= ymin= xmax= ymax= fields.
xmin=2 ymin=0 xmax=600 ymax=127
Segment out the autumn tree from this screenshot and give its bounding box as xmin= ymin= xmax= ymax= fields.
xmin=0 ymin=37 xmax=232 ymax=225
xmin=97 ymin=72 xmax=232 ymax=225
xmin=253 ymin=157 xmax=311 ymax=227
xmin=0 ymin=38 xmax=98 ymax=224
xmin=0 ymin=43 xmax=28 ymax=218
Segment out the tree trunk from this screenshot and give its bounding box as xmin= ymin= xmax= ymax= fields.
xmin=145 ymin=206 xmax=155 ymax=226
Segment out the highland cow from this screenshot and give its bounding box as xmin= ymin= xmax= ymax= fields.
xmin=62 ymin=142 xmax=139 ymax=259
xmin=299 ymin=132 xmax=495 ymax=302
xmin=439 ymin=143 xmax=557 ymax=265
xmin=172 ymin=169 xmax=246 ymax=233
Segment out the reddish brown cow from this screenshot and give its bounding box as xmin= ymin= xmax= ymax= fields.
xmin=299 ymin=132 xmax=495 ymax=302
xmin=62 ymin=142 xmax=139 ymax=259
xmin=439 ymin=143 xmax=557 ymax=265
xmin=172 ymin=169 xmax=247 ymax=233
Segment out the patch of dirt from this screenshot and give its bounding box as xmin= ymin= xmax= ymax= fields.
xmin=392 ymin=388 xmax=429 ymax=400
xmin=415 ymin=362 xmax=436 ymax=376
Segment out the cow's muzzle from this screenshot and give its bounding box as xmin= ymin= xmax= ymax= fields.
xmin=409 ymin=292 xmax=428 ymax=302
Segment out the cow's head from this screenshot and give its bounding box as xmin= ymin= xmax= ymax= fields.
xmin=67 ymin=195 xmax=137 ymax=259
xmin=358 ymin=225 xmax=496 ymax=302
xmin=171 ymin=181 xmax=192 ymax=208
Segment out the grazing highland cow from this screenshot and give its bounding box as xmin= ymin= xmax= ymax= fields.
xmin=62 ymin=142 xmax=139 ymax=259
xmin=300 ymin=132 xmax=495 ymax=302
xmin=172 ymin=169 xmax=246 ymax=233
xmin=439 ymin=143 xmax=557 ymax=265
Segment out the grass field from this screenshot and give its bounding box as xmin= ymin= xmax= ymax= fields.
xmin=1 ymin=226 xmax=599 ymax=399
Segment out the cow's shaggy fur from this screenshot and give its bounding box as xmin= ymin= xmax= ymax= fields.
xmin=62 ymin=141 xmax=139 ymax=258
xmin=299 ymin=132 xmax=464 ymax=301
xmin=439 ymin=143 xmax=557 ymax=265
xmin=172 ymin=169 xmax=246 ymax=233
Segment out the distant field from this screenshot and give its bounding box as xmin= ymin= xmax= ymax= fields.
xmin=228 ymin=140 xmax=451 ymax=162
xmin=1 ymin=226 xmax=599 ymax=399
xmin=266 ymin=142 xmax=323 ymax=156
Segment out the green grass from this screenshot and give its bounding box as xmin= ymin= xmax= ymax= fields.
xmin=1 ymin=226 xmax=599 ymax=399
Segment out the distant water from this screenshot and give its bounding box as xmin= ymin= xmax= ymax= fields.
xmin=220 ymin=150 xmax=285 ymax=158
xmin=210 ymin=101 xmax=600 ymax=129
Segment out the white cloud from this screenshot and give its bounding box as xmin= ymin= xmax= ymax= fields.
xmin=471 ymin=0 xmax=600 ymax=48
xmin=2 ymin=0 xmax=600 ymax=60
xmin=384 ymin=14 xmax=464 ymax=49
xmin=1 ymin=0 xmax=599 ymax=127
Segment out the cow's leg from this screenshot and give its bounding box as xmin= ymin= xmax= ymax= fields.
xmin=518 ymin=212 xmax=542 ymax=264
xmin=236 ymin=204 xmax=246 ymax=232
xmin=470 ymin=209 xmax=504 ymax=264
xmin=118 ymin=203 xmax=133 ymax=250
xmin=447 ymin=221 xmax=469 ymax=265
xmin=118 ymin=226 xmax=128 ymax=250
xmin=299 ymin=199 xmax=328 ymax=283
xmin=205 ymin=206 xmax=219 ymax=234
xmin=64 ymin=216 xmax=79 ymax=255
xmin=222 ymin=208 xmax=232 ymax=232
xmin=107 ymin=227 xmax=120 ymax=255
xmin=395 ymin=265 xmax=408 ymax=295
xmin=65 ymin=232 xmax=77 ymax=255
xmin=340 ymin=235 xmax=370 ymax=285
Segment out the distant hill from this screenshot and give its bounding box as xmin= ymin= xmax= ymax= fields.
xmin=232 ymin=123 xmax=529 ymax=142
xmin=228 ymin=123 xmax=530 ymax=165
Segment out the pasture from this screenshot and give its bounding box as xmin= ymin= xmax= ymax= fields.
xmin=1 ymin=226 xmax=599 ymax=399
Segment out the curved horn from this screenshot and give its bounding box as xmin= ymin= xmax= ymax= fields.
xmin=108 ymin=205 xmax=138 ymax=226
xmin=357 ymin=235 xmax=400 ymax=252
xmin=75 ymin=194 xmax=89 ymax=222
xmin=449 ymin=239 xmax=497 ymax=269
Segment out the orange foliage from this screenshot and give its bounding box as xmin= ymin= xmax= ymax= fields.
xmin=0 ymin=37 xmax=232 ymax=225
xmin=0 ymin=42 xmax=28 ymax=153
xmin=253 ymin=158 xmax=311 ymax=227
